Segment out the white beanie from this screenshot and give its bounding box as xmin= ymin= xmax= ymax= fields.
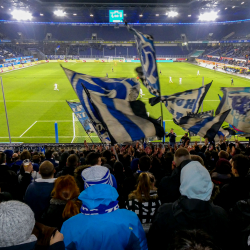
xmin=0 ymin=201 xmax=35 ymax=247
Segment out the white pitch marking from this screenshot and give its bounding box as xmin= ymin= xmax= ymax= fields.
xmin=19 ymin=121 xmax=37 ymax=138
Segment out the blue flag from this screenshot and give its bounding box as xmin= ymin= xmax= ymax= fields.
xmin=175 ymin=109 xmax=230 ymax=141
xmin=150 ymin=82 xmax=212 ymax=121
xmin=55 ymin=45 xmax=60 ymax=51
xmin=67 ymin=101 xmax=97 ymax=135
xmin=62 ymin=66 xmax=141 ymax=143
xmin=126 ymin=24 xmax=160 ymax=96
xmin=216 ymin=87 xmax=250 ymax=133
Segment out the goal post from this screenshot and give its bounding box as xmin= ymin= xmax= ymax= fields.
xmin=106 ymin=56 xmax=125 ymax=62
xmin=71 ymin=113 xmax=102 ymax=143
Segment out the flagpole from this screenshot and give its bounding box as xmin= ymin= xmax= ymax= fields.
xmin=200 ymin=77 xmax=204 ymax=144
xmin=0 ymin=77 xmax=11 ymax=144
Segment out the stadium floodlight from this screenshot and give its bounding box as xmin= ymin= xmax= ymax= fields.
xmin=232 ymin=6 xmax=235 ymax=8
xmin=167 ymin=11 xmax=178 ymax=17
xmin=11 ymin=10 xmax=32 ymax=21
xmin=124 ymin=14 xmax=127 ymax=16
xmin=225 ymin=7 xmax=227 ymax=9
xmin=40 ymin=13 xmax=43 ymax=16
xmin=73 ymin=13 xmax=77 ymax=15
xmin=241 ymin=2 xmax=245 ymax=4
xmin=1 ymin=6 xmax=3 ymax=8
xmin=156 ymin=14 xmax=159 ymax=16
xmin=54 ymin=10 xmax=66 ymax=17
xmin=139 ymin=14 xmax=143 ymax=17
xmin=199 ymin=11 xmax=218 ymax=21
xmin=188 ymin=14 xmax=191 ymax=17
xmin=90 ymin=14 xmax=93 ymax=17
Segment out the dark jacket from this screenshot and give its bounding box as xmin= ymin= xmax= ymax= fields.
xmin=211 ymin=172 xmax=233 ymax=187
xmin=56 ymin=166 xmax=75 ymax=178
xmin=41 ymin=198 xmax=68 ymax=230
xmin=165 ymin=132 xmax=177 ymax=143
xmin=214 ymin=176 xmax=250 ymax=211
xmin=24 ymin=180 xmax=55 ymax=221
xmin=148 ymin=196 xmax=230 ymax=250
xmin=157 ymin=160 xmax=192 ymax=204
xmin=0 ymin=241 xmax=64 ymax=250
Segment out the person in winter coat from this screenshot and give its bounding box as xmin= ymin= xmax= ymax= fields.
xmin=214 ymin=154 xmax=250 ymax=211
xmin=126 ymin=172 xmax=161 ymax=224
xmin=210 ymin=158 xmax=233 ymax=187
xmin=61 ymin=166 xmax=148 ymax=250
xmin=41 ymin=175 xmax=81 ymax=230
xmin=148 ymin=161 xmax=230 ymax=250
xmin=0 ymin=201 xmax=65 ymax=250
xmin=158 ymin=148 xmax=191 ymax=204
xmin=165 ymin=128 xmax=177 ymax=148
xmin=24 ymin=161 xmax=56 ymax=221
xmin=56 ymin=154 xmax=79 ymax=178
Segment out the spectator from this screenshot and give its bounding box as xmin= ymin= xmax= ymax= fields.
xmin=218 ymin=150 xmax=229 ymax=160
xmin=190 ymin=155 xmax=205 ymax=166
xmin=148 ymin=161 xmax=229 ymax=250
xmin=31 ymin=155 xmax=41 ymax=172
xmin=41 ymin=175 xmax=81 ymax=230
xmin=56 ymin=151 xmax=69 ymax=173
xmin=181 ymin=133 xmax=190 ymax=146
xmin=3 ymin=149 xmax=13 ymax=167
xmin=0 ymin=201 xmax=65 ymax=250
xmin=0 ymin=152 xmax=18 ymax=199
xmin=168 ymin=229 xmax=220 ymax=250
xmin=126 ymin=172 xmax=161 ymax=224
xmin=214 ymin=154 xmax=250 ymax=211
xmin=20 ymin=150 xmax=31 ymax=162
xmin=123 ymin=155 xmax=151 ymax=198
xmin=165 ymin=128 xmax=177 ymax=147
xmin=45 ymin=150 xmax=58 ymax=167
xmin=210 ymin=158 xmax=233 ymax=187
xmin=158 ymin=148 xmax=191 ymax=204
xmin=24 ymin=161 xmax=56 ymax=221
xmin=56 ymin=154 xmax=79 ymax=178
xmin=61 ymin=167 xmax=147 ymax=250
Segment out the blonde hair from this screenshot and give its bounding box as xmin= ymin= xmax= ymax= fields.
xmin=128 ymin=172 xmax=157 ymax=202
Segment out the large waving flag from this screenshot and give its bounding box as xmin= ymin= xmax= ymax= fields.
xmin=67 ymin=101 xmax=97 ymax=135
xmin=150 ymin=82 xmax=212 ymax=121
xmin=175 ymin=110 xmax=230 ymax=141
xmin=82 ymin=91 xmax=165 ymax=144
xmin=216 ymin=87 xmax=250 ymax=133
xmin=126 ymin=24 xmax=160 ymax=96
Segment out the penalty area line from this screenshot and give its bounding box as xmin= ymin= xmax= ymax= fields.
xmin=19 ymin=121 xmax=37 ymax=138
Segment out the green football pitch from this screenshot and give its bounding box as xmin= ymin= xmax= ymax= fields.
xmin=0 ymin=62 xmax=249 ymax=144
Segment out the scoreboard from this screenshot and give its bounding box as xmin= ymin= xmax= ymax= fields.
xmin=109 ymin=10 xmax=123 ymax=23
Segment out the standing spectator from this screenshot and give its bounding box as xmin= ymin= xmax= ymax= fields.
xmin=158 ymin=148 xmax=191 ymax=204
xmin=214 ymin=154 xmax=250 ymax=211
xmin=148 ymin=161 xmax=229 ymax=250
xmin=181 ymin=133 xmax=190 ymax=146
xmin=0 ymin=201 xmax=65 ymax=250
xmin=41 ymin=175 xmax=81 ymax=230
xmin=166 ymin=128 xmax=177 ymax=148
xmin=126 ymin=172 xmax=161 ymax=224
xmin=56 ymin=151 xmax=69 ymax=173
xmin=61 ymin=167 xmax=147 ymax=250
xmin=56 ymin=154 xmax=79 ymax=178
xmin=24 ymin=161 xmax=56 ymax=221
xmin=45 ymin=150 xmax=58 ymax=168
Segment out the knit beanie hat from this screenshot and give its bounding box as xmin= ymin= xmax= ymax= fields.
xmin=180 ymin=161 xmax=213 ymax=201
xmin=81 ymin=166 xmax=113 ymax=189
xmin=130 ymin=158 xmax=139 ymax=172
xmin=0 ymin=201 xmax=36 ymax=247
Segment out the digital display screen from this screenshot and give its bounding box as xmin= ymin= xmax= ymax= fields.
xmin=109 ymin=10 xmax=124 ymax=23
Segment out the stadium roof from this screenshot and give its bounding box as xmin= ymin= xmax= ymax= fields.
xmin=0 ymin=0 xmax=249 ymax=23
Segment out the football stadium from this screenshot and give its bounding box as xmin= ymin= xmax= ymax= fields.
xmin=1 ymin=1 xmax=250 ymax=249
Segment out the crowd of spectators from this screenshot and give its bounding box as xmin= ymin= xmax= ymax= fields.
xmin=1 ymin=137 xmax=250 ymax=249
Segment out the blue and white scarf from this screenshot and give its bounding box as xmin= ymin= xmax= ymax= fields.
xmin=80 ymin=201 xmax=119 ymax=215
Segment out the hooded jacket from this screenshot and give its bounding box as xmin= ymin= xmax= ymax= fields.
xmin=148 ymin=161 xmax=229 ymax=250
xmin=61 ymin=184 xmax=148 ymax=250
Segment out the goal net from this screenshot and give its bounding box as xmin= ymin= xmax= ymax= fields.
xmin=108 ymin=57 xmax=125 ymax=62
xmin=71 ymin=113 xmax=102 ymax=143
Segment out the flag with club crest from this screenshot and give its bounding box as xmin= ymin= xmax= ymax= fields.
xmin=216 ymin=87 xmax=250 ymax=133
xmin=150 ymin=82 xmax=212 ymax=121
xmin=67 ymin=101 xmax=97 ymax=135
xmin=126 ymin=23 xmax=160 ymax=96
xmin=175 ymin=109 xmax=230 ymax=141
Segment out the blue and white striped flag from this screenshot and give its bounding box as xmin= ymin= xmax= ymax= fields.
xmin=55 ymin=45 xmax=60 ymax=51
xmin=216 ymin=87 xmax=250 ymax=133
xmin=150 ymin=82 xmax=212 ymax=121
xmin=67 ymin=101 xmax=97 ymax=135
xmin=62 ymin=66 xmax=144 ymax=143
xmin=126 ymin=24 xmax=160 ymax=96
xmin=175 ymin=109 xmax=230 ymax=141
